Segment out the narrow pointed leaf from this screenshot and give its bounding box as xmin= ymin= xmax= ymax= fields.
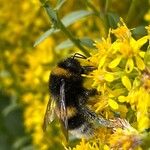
xmin=56 ymin=39 xmax=73 ymax=50
xmin=55 ymin=0 xmax=66 ymax=10
xmin=56 ymin=37 xmax=95 ymax=50
xmin=80 ymin=37 xmax=95 ymax=48
xmin=61 ymin=10 xmax=93 ymax=27
xmin=132 ymin=26 xmax=147 ymax=39
xmin=44 ymin=3 xmax=58 ymax=24
xmin=34 ymin=10 xmax=93 ymax=46
xmin=106 ymin=12 xmax=120 ymax=28
xmin=2 ymin=104 xmax=19 ymax=116
xmin=34 ymin=28 xmax=58 ymax=47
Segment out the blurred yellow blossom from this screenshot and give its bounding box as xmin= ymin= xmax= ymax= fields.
xmin=144 ymin=10 xmax=150 ymax=22
xmin=111 ymin=19 xmax=131 ymax=41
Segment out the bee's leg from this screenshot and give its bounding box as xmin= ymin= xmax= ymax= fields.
xmin=79 ymin=105 xmax=113 ymax=128
xmin=82 ymin=66 xmax=97 ymax=74
xmin=79 ymin=89 xmax=98 ymax=105
xmin=84 ymin=89 xmax=98 ymax=97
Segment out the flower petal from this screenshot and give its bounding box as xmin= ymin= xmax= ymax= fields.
xmin=137 ymin=36 xmax=148 ymax=49
xmin=108 ymin=99 xmax=119 ymax=110
xmin=125 ymin=58 xmax=134 ymax=73
xmin=104 ymin=74 xmax=114 ymax=82
xmin=99 ymin=56 xmax=106 ymax=68
xmin=121 ymin=75 xmax=132 ymax=91
xmin=118 ymin=96 xmax=127 ymax=103
xmin=109 ymin=56 xmax=122 ymax=68
xmin=135 ymin=55 xmax=145 ymax=70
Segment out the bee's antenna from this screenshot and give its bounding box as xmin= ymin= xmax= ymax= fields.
xmin=72 ymin=53 xmax=87 ymax=59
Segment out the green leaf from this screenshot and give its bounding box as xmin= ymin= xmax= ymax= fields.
xmin=56 ymin=39 xmax=73 ymax=50
xmin=132 ymin=26 xmax=147 ymax=39
xmin=106 ymin=12 xmax=120 ymax=28
xmin=79 ymin=37 xmax=95 ymax=48
xmin=2 ymin=104 xmax=20 ymax=116
xmin=34 ymin=28 xmax=57 ymax=47
xmin=61 ymin=10 xmax=93 ymax=27
xmin=4 ymin=106 xmax=25 ymax=136
xmin=34 ymin=10 xmax=93 ymax=47
xmin=45 ymin=4 xmax=58 ymax=23
xmin=13 ymin=136 xmax=31 ymax=149
xmin=55 ymin=0 xmax=66 ymax=10
xmin=56 ymin=37 xmax=95 ymax=50
xmin=21 ymin=145 xmax=35 ymax=150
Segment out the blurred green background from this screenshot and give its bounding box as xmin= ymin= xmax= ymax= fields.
xmin=0 ymin=0 xmax=150 ymax=150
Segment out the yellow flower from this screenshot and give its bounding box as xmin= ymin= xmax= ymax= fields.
xmin=93 ymin=95 xmax=108 ymax=113
xmin=66 ymin=136 xmax=108 ymax=150
xmin=136 ymin=87 xmax=150 ymax=131
xmin=144 ymin=10 xmax=150 ymax=22
xmin=111 ymin=20 xmax=148 ymax=72
xmin=95 ymin=30 xmax=111 ymax=53
xmin=91 ymin=31 xmax=112 ymax=67
xmin=142 ymin=69 xmax=150 ymax=91
xmin=124 ymin=87 xmax=150 ymax=132
xmin=66 ymin=139 xmax=90 ymax=150
xmin=109 ymin=122 xmax=143 ymax=149
xmin=111 ymin=19 xmax=131 ymax=41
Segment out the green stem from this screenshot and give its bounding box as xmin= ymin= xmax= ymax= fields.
xmin=86 ymin=1 xmax=108 ymax=36
xmin=41 ymin=1 xmax=90 ymax=57
xmin=86 ymin=1 xmax=99 ymax=16
xmin=126 ymin=0 xmax=140 ymax=26
xmin=57 ymin=20 xmax=90 ymax=57
xmin=104 ymin=0 xmax=110 ymax=14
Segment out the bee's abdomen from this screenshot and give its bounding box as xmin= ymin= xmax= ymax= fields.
xmin=68 ymin=111 xmax=95 ymax=139
xmin=69 ymin=121 xmax=94 ymax=139
xmin=68 ymin=114 xmax=85 ymax=130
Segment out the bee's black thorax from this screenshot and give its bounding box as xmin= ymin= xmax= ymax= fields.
xmin=49 ymin=73 xmax=84 ymax=105
xmin=49 ymin=58 xmax=84 ymax=107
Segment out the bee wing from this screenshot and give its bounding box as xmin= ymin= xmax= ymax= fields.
xmin=43 ymin=97 xmax=56 ymax=131
xmin=80 ymin=105 xmax=113 ymax=128
xmin=58 ymin=79 xmax=68 ymax=141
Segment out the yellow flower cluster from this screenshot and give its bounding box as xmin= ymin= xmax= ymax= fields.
xmin=23 ymin=93 xmax=48 ymax=150
xmin=22 ymin=37 xmax=55 ymax=86
xmin=69 ymin=20 xmax=150 ymax=150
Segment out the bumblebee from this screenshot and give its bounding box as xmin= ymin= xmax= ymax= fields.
xmin=43 ymin=53 xmax=111 ymax=140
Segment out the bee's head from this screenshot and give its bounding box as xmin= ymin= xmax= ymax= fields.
xmin=58 ymin=57 xmax=83 ymax=74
